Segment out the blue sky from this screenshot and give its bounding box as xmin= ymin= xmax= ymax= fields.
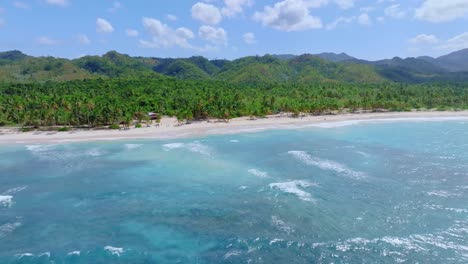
xmin=0 ymin=0 xmax=467 ymax=60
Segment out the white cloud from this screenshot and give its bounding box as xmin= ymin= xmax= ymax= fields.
xmin=191 ymin=2 xmax=222 ymax=25
xmin=357 ymin=13 xmax=372 ymax=25
xmin=222 ymin=0 xmax=253 ymax=17
xmin=108 ymin=1 xmax=122 ymax=13
xmin=243 ymin=32 xmax=256 ymax=44
xmin=334 ymin=0 xmax=354 ymax=9
xmin=415 ymin=0 xmax=468 ymax=23
xmin=37 ymin=36 xmax=59 ymax=45
xmin=140 ymin=17 xmax=195 ymax=49
xmin=253 ymin=0 xmax=324 ymax=32
xmin=384 ymin=4 xmax=406 ymax=19
xmin=437 ymin=32 xmax=468 ymax=51
xmin=409 ymin=34 xmax=439 ymax=44
xmin=126 ymin=29 xmax=139 ymax=37
xmin=76 ymin=34 xmax=90 ymax=45
xmin=199 ymin=25 xmax=227 ymax=45
xmin=167 ymin=14 xmax=178 ymax=21
xmin=14 ymin=1 xmax=31 ymax=9
xmin=326 ymin=16 xmax=355 ymax=30
xmin=45 ymin=0 xmax=69 ymax=7
xmin=96 ymin=18 xmax=114 ymax=34
xmin=360 ymin=6 xmax=375 ymax=13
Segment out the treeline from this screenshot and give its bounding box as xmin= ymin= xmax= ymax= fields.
xmin=0 ymin=77 xmax=467 ymax=127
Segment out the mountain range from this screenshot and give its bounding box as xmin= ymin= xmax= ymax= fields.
xmin=1 ymin=48 xmax=468 ymax=85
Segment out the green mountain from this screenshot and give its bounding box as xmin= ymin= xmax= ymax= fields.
xmin=74 ymin=51 xmax=157 ymax=77
xmin=0 ymin=51 xmax=94 ymax=82
xmin=1 ymin=49 xmax=468 ymax=85
xmin=314 ymin=52 xmax=355 ymax=62
xmin=433 ymin=48 xmax=468 ymax=72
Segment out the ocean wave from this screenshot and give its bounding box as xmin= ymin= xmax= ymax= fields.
xmin=3 ymin=186 xmax=27 ymax=195
xmin=223 ymin=250 xmax=241 ymax=260
xmin=310 ymin=221 xmax=468 ymax=261
xmin=125 ymin=144 xmax=143 ymax=150
xmin=0 ymin=195 xmax=13 ymax=207
xmin=229 ymin=139 xmax=240 ymax=143
xmin=163 ymin=141 xmax=212 ymax=156
xmin=248 ymin=169 xmax=269 ymax=178
xmin=356 ymin=151 xmax=370 ymax=158
xmin=13 ymin=252 xmax=50 ymax=260
xmin=271 ymin=216 xmax=294 ymax=234
xmin=269 ymin=180 xmax=317 ymax=202
xmin=288 ymin=151 xmax=367 ymax=180
xmin=25 ymin=144 xmax=56 ymax=153
xmin=309 ymin=120 xmax=362 ymax=128
xmin=0 ymin=222 xmax=21 ymax=238
xmin=67 ymin=251 xmax=80 ymax=256
xmin=269 ymin=238 xmax=284 ymax=245
xmin=104 ymin=246 xmax=124 ymax=256
xmin=86 ymin=148 xmax=104 ymax=157
xmin=26 ymin=144 xmax=105 ymax=162
xmin=426 ymin=190 xmax=459 ymax=198
xmin=15 ymin=253 xmax=34 ymax=259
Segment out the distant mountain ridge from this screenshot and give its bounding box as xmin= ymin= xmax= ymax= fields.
xmin=1 ymin=48 xmax=468 ymax=84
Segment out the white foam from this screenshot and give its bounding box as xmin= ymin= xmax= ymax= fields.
xmin=288 ymin=151 xmax=367 ymax=180
xmin=25 ymin=144 xmax=56 ymax=152
xmin=163 ymin=143 xmax=185 ymax=149
xmin=310 ymin=120 xmax=362 ymax=128
xmin=309 ymin=116 xmax=468 ymax=129
xmin=269 ymin=180 xmax=317 ymax=202
xmin=163 ymin=141 xmax=212 ymax=156
xmin=38 ymin=252 xmax=50 ymax=258
xmin=67 ymin=251 xmax=81 ymax=256
xmin=15 ymin=253 xmax=34 ymax=259
xmin=269 ymin=238 xmax=284 ymax=245
xmin=3 ymin=186 xmax=27 ymax=195
xmin=356 ymin=151 xmax=370 ymax=158
xmin=223 ymin=250 xmax=241 ymax=259
xmin=426 ymin=190 xmax=458 ymax=198
xmin=248 ymin=169 xmax=269 ymax=178
xmin=0 ymin=222 xmax=21 ymax=238
xmin=104 ymin=246 xmax=124 ymax=256
xmin=0 ymin=195 xmax=13 ymax=207
xmin=271 ymin=216 xmax=294 ymax=234
xmin=87 ymin=148 xmax=104 ymax=157
xmin=229 ymin=139 xmax=240 ymax=143
xmin=125 ymin=144 xmax=143 ymax=150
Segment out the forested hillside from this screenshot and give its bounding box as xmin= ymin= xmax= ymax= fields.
xmin=1 ymin=49 xmax=468 ymax=84
xmin=1 ymin=49 xmax=468 ymax=128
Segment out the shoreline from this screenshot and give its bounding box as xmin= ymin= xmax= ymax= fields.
xmin=1 ymin=111 xmax=468 ymax=144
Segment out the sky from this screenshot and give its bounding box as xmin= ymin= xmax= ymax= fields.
xmin=0 ymin=0 xmax=468 ymax=60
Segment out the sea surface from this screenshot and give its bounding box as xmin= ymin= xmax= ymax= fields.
xmin=1 ymin=119 xmax=468 ymax=263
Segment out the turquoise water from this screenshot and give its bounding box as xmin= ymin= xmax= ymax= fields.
xmin=1 ymin=120 xmax=468 ymax=263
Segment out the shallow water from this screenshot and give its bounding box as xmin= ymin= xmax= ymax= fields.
xmin=1 ymin=121 xmax=467 ymax=263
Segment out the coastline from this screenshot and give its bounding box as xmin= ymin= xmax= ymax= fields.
xmin=1 ymin=110 xmax=468 ymax=144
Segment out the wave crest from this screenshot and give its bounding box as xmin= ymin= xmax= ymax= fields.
xmin=269 ymin=180 xmax=317 ymax=202
xmin=163 ymin=141 xmax=212 ymax=156
xmin=0 ymin=195 xmax=13 ymax=207
xmin=288 ymin=151 xmax=367 ymax=180
xmin=248 ymin=169 xmax=269 ymax=178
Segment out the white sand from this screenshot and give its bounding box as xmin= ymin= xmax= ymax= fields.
xmin=1 ymin=111 xmax=468 ymax=144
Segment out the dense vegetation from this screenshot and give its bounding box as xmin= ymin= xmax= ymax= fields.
xmin=1 ymin=77 xmax=467 ymax=128
xmin=1 ymin=49 xmax=468 ymax=128
xmin=2 ymin=49 xmax=468 ymax=84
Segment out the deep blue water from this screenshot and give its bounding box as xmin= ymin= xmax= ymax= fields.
xmin=1 ymin=120 xmax=467 ymax=263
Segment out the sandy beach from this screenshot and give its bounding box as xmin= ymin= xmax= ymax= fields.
xmin=1 ymin=111 xmax=468 ymax=144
